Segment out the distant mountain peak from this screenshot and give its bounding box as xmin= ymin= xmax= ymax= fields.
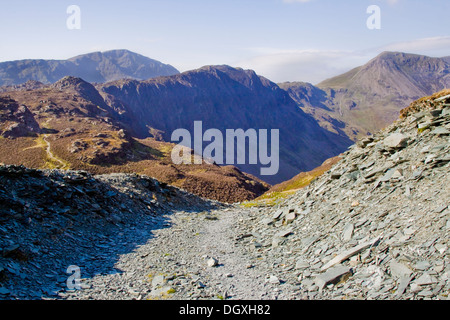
xmin=51 ymin=75 xmax=110 ymax=109
xmin=0 ymin=50 xmax=180 ymax=86
xmin=52 ymin=75 xmax=90 ymax=87
xmin=375 ymin=51 xmax=407 ymax=58
xmin=51 ymin=76 xmax=100 ymax=96
xmin=284 ymin=51 xmax=450 ymax=142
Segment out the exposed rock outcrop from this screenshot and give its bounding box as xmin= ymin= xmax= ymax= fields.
xmin=0 ymin=97 xmax=40 ymax=138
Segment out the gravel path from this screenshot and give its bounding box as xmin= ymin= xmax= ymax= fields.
xmin=62 ymin=207 xmax=276 ymax=300
xmin=185 ymin=208 xmax=269 ymax=300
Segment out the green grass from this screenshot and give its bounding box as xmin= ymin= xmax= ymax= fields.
xmin=35 ymin=135 xmax=71 ymax=170
xmin=240 ymin=194 xmax=287 ymax=208
xmin=241 ymin=156 xmax=341 ymax=208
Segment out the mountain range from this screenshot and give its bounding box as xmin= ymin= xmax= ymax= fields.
xmin=0 ymin=49 xmax=449 ymax=201
xmin=0 ymin=49 xmax=179 ymax=86
xmin=0 ymin=75 xmax=273 ymax=203
xmin=97 ymin=65 xmax=352 ymax=184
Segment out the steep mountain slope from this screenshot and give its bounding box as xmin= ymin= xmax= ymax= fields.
xmin=0 ymin=50 xmax=179 ymax=86
xmin=0 ymin=77 xmax=269 ymax=203
xmin=99 ymin=65 xmax=353 ymax=184
xmin=280 ymin=52 xmax=450 ymax=141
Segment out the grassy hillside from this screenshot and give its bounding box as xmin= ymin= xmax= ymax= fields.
xmin=241 ymin=156 xmax=341 ymax=207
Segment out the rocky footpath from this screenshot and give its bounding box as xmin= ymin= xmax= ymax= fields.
xmin=0 ymin=166 xmax=220 ymax=299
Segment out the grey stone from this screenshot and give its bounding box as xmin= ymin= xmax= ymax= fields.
xmin=418 ymin=122 xmax=431 ymax=130
xmin=389 ymin=260 xmax=413 ymax=279
xmin=315 ymin=265 xmax=352 ymax=289
xmin=342 ymin=223 xmax=354 ymax=242
xmin=321 ymin=236 xmax=381 ymax=271
xmin=410 ymin=283 xmax=422 ymax=293
xmin=151 ymin=274 xmax=165 ymax=288
xmin=295 ymin=259 xmax=309 ymax=270
xmin=269 ymin=275 xmax=280 ymax=285
xmin=431 ymin=127 xmax=450 ymax=135
xmin=260 ymin=218 xmax=273 ymax=225
xmin=414 ymin=273 xmax=438 ymax=286
xmin=272 ymin=210 xmax=284 ymax=220
xmin=395 ymin=275 xmax=413 ymax=298
xmin=414 ymin=261 xmax=431 ymax=271
xmin=383 ymin=133 xmax=409 ymax=149
xmin=434 ymin=94 xmax=450 ymax=102
xmin=380 ymin=169 xmax=396 ymax=182
xmin=207 ymin=257 xmax=218 ymax=267
xmin=272 ymin=237 xmax=286 ymax=248
xmin=274 ymin=227 xmax=293 ymax=238
xmin=284 ymin=211 xmax=297 ymax=224
xmin=430 ymin=109 xmax=442 ymax=117
xmin=417 ymin=290 xmax=434 ymax=297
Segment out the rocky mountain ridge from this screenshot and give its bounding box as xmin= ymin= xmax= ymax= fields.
xmin=98 ymin=65 xmax=352 ymax=184
xmin=0 ymin=75 xmax=271 ymax=203
xmin=0 ymin=65 xmax=353 ymax=188
xmin=0 ymin=50 xmax=180 ymax=86
xmin=280 ymin=51 xmax=450 ymax=141
xmin=2 ymin=50 xmax=449 ymax=187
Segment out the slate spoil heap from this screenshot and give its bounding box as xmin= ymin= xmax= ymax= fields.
xmin=0 ymin=167 xmax=219 ymax=299
xmin=238 ymin=92 xmax=449 ymax=299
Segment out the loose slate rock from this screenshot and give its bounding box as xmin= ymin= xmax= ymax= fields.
xmin=383 ymin=133 xmax=409 ymax=149
xmin=269 ymin=275 xmax=280 ymax=285
xmin=389 ymin=260 xmax=413 ymax=279
xmin=315 ymin=265 xmax=352 ymax=289
xmin=207 ymin=257 xmax=218 ymax=267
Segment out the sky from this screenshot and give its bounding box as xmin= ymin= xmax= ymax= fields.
xmin=0 ymin=0 xmax=449 ymax=84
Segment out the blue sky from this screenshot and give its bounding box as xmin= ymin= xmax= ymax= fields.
xmin=0 ymin=0 xmax=449 ymax=83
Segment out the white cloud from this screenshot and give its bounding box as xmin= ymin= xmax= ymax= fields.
xmin=386 ymin=0 xmax=400 ymax=5
xmin=282 ymin=0 xmax=313 ymax=3
xmin=234 ymin=35 xmax=450 ymax=84
xmin=379 ymin=36 xmax=450 ymax=55
xmin=235 ymin=49 xmax=371 ymax=84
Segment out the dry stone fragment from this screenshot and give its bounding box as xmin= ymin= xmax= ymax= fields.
xmin=395 ymin=275 xmax=413 ymax=298
xmin=272 ymin=210 xmax=284 ymax=221
xmin=342 ymin=223 xmax=354 ymax=242
xmin=269 ymin=275 xmax=280 ymax=285
xmin=389 ymin=260 xmax=413 ymax=279
xmin=414 ymin=273 xmax=438 ymax=286
xmin=321 ymin=236 xmax=381 ymax=271
xmin=383 ymin=133 xmax=409 ymax=149
xmin=284 ymin=211 xmax=296 ymax=224
xmin=315 ymin=265 xmax=352 ymax=289
xmin=206 ymin=257 xmax=218 ymax=267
